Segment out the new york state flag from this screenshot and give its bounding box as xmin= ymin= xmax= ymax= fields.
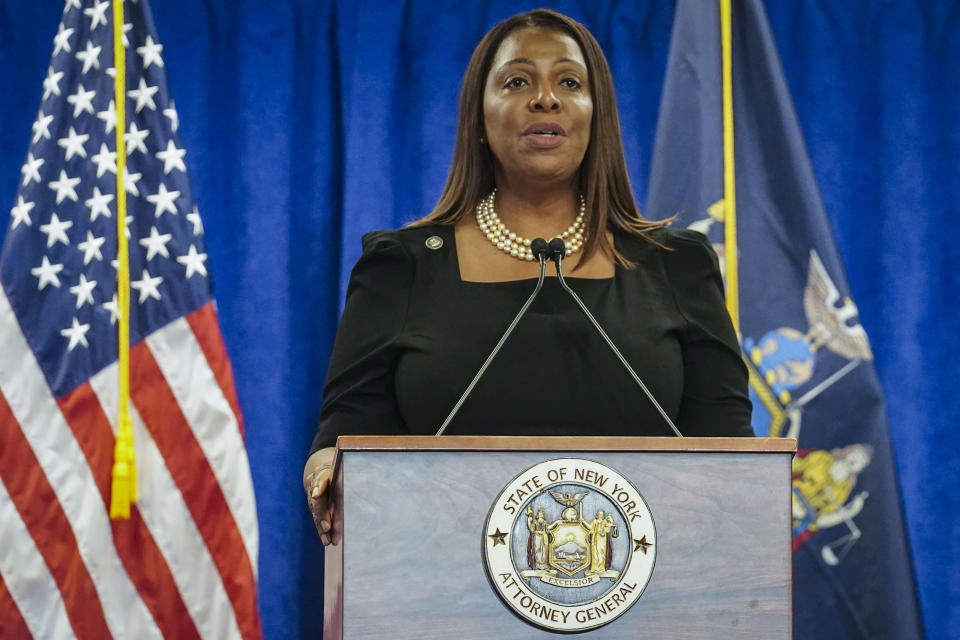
xmin=645 ymin=0 xmax=924 ymax=637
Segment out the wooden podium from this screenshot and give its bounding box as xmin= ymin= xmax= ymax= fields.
xmin=323 ymin=436 xmax=795 ymax=639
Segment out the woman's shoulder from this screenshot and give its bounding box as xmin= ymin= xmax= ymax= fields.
xmin=360 ymin=224 xmax=451 ymax=257
xmin=656 ymin=226 xmax=713 ymax=249
xmin=617 ymin=226 xmax=716 ymax=264
xmin=633 ymin=227 xmax=724 ymax=305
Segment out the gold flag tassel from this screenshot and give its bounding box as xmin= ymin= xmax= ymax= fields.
xmin=110 ymin=417 xmax=138 ymax=516
xmin=109 ymin=0 xmax=136 ymax=519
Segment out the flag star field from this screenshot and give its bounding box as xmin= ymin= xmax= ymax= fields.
xmin=3 ymin=0 xmax=209 ymax=398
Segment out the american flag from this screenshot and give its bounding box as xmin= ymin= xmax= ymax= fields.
xmin=0 ymin=1 xmax=261 ymax=638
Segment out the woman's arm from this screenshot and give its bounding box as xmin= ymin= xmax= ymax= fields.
xmin=304 ymin=231 xmax=414 ymax=544
xmin=309 ymin=230 xmax=413 ymax=454
xmin=665 ymin=229 xmax=753 ymax=436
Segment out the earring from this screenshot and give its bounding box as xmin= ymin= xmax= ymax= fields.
xmin=480 ymin=136 xmax=487 ymax=145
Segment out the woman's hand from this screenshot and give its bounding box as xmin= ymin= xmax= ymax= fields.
xmin=303 ymin=447 xmax=337 ymax=545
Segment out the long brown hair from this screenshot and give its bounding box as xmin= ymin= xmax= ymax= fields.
xmin=411 ymin=9 xmax=667 ymax=267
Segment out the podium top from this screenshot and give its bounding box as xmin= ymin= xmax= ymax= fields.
xmin=335 ymin=435 xmax=796 ymax=454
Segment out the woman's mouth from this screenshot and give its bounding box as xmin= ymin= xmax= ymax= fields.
xmin=523 ymin=122 xmax=567 ymax=136
xmin=523 ymin=122 xmax=568 ymax=148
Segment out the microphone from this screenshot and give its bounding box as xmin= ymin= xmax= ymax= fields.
xmin=435 ymin=238 xmax=551 ymax=435
xmin=548 ymin=238 xmax=684 ymax=437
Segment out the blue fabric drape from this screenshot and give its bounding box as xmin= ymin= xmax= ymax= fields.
xmin=0 ymin=1 xmax=956 ymax=638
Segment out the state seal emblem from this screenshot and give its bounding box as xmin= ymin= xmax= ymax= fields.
xmin=483 ymin=459 xmax=655 ymax=632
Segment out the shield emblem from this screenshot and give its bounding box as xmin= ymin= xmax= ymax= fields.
xmin=547 ymin=520 xmax=591 ymax=576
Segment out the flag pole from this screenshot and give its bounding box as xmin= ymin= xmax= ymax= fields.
xmin=720 ymin=0 xmax=740 ymax=333
xmin=110 ymin=0 xmax=136 ymax=519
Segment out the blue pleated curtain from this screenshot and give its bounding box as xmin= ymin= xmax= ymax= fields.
xmin=0 ymin=1 xmax=957 ymax=638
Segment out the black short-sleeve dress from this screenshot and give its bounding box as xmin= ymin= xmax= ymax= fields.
xmin=310 ymin=224 xmax=752 ymax=453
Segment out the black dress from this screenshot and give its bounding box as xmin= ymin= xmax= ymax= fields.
xmin=310 ymin=224 xmax=752 ymax=453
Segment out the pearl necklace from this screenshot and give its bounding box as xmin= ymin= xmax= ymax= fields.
xmin=475 ymin=190 xmax=586 ymax=261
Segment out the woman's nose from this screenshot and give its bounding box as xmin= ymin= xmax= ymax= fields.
xmin=528 ymin=83 xmax=560 ymax=112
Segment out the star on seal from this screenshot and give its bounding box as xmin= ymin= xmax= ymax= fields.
xmin=634 ymin=535 xmax=653 ymax=554
xmin=488 ymin=528 xmax=508 ymax=546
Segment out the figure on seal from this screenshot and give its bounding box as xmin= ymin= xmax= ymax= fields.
xmin=587 ymin=509 xmax=616 ymax=575
xmin=526 ymin=506 xmax=550 ymax=570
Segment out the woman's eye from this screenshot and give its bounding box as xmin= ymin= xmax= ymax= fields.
xmin=505 ymin=77 xmax=527 ymax=89
xmin=560 ymin=78 xmax=582 ymax=89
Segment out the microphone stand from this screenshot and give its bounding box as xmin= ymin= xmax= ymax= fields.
xmin=435 ymin=239 xmax=550 ymax=436
xmin=549 ymin=238 xmax=684 ymax=438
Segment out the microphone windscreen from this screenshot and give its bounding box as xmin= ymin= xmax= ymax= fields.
xmin=548 ymin=237 xmax=566 ymax=260
xmin=531 ymin=238 xmax=549 ymax=261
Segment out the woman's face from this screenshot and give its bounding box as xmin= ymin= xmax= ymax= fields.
xmin=482 ymin=28 xmax=593 ymax=189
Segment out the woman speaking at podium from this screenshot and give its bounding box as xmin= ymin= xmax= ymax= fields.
xmin=304 ymin=9 xmax=752 ymax=544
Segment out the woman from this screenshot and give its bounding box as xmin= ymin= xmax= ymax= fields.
xmin=305 ymin=9 xmax=752 ymax=545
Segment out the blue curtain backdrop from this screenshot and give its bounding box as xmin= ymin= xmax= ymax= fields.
xmin=0 ymin=1 xmax=956 ymax=638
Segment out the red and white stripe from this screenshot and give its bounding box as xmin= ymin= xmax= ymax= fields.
xmin=145 ymin=317 xmax=258 ymax=570
xmin=0 ymin=290 xmax=261 ymax=639
xmin=0 ymin=478 xmax=73 ymax=639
